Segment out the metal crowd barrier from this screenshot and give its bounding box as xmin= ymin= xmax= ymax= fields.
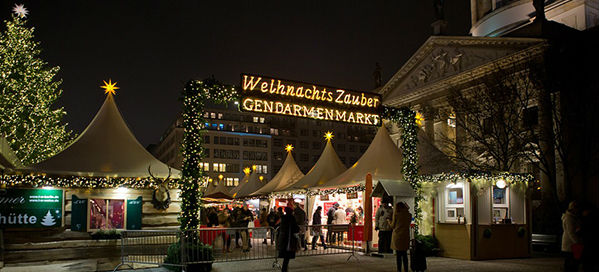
xmin=114 ymin=224 xmax=359 ymax=271
xmin=113 ymin=230 xmax=182 ymax=271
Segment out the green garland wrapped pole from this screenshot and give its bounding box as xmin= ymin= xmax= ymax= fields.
xmin=383 ymin=106 xmax=421 ymax=234
xmin=180 ymin=78 xmax=237 ymax=231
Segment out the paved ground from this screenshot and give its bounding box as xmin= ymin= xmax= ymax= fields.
xmin=122 ymin=252 xmax=563 ymax=272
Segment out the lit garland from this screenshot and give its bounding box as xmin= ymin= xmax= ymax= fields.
xmin=0 ymin=12 xmax=73 ymax=165
xmin=417 ymin=171 xmax=534 ymax=196
xmin=180 ymin=78 xmax=237 ymax=231
xmin=270 ymin=184 xmax=367 ymax=199
xmin=0 ymin=174 xmax=178 ymax=189
xmin=382 ymin=106 xmax=421 ymax=233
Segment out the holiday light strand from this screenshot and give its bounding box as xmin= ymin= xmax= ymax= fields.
xmin=0 ymin=174 xmax=178 ymax=189
xmin=180 ymin=78 xmax=237 ymax=231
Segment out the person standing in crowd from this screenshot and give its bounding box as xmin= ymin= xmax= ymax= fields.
xmin=278 ymin=207 xmax=300 ymax=272
xmin=208 ymin=207 xmax=219 ymax=227
xmin=326 ymin=202 xmax=338 ymax=243
xmin=218 ymin=208 xmax=233 ymax=253
xmin=240 ymin=204 xmax=254 ymax=252
xmin=311 ymin=206 xmax=327 ymax=250
xmin=267 ymin=208 xmax=278 ymax=245
xmin=231 ymin=208 xmax=243 ymax=248
xmin=389 ymin=202 xmax=411 ymax=272
xmin=293 ymin=202 xmax=308 ymax=251
xmin=562 ymin=200 xmax=581 ymax=272
xmin=334 ymin=205 xmax=347 ymax=244
xmin=376 ymin=201 xmax=393 ymax=253
xmin=259 ymin=207 xmax=269 ymax=244
xmin=355 ymin=206 xmax=364 ymax=224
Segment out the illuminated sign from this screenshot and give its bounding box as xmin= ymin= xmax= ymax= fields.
xmin=240 ymin=74 xmax=381 ymax=126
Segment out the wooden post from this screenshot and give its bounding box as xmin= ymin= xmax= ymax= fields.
xmin=364 ymin=173 xmax=373 ymax=252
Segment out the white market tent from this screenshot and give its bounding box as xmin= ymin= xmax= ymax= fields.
xmin=251 ymin=150 xmax=304 ymax=196
xmin=29 ymin=94 xmax=180 ymax=179
xmin=316 ymin=125 xmax=456 ymax=190
xmin=233 ymin=171 xmax=266 ymax=198
xmin=284 ymin=138 xmax=347 ymax=191
xmin=204 ymin=177 xmax=232 ymax=199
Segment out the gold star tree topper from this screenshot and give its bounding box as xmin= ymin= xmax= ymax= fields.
xmin=13 ymin=4 xmax=28 ymax=18
xmin=285 ymin=144 xmax=294 ymax=152
xmin=101 ymin=79 xmax=119 ymax=96
xmin=324 ymin=131 xmax=334 ymax=141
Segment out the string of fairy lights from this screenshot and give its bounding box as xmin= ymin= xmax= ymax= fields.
xmin=180 ymin=78 xmax=238 ymax=231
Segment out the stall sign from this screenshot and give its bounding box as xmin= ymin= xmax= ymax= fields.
xmin=0 ymin=188 xmax=63 ymax=228
xmin=320 ymin=194 xmax=329 ymax=201
xmin=71 ymin=195 xmax=87 ymax=231
xmin=346 ymin=192 xmax=358 ymax=199
xmin=126 ymin=197 xmax=143 ymax=230
xmin=240 ymin=74 xmax=382 ymax=126
xmin=323 ymin=202 xmax=335 ymax=214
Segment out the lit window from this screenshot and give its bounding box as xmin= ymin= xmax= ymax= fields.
xmin=259 ymin=117 xmax=265 ymax=123
xmin=234 ymin=178 xmax=239 ymax=186
xmin=444 ymin=182 xmax=465 ymax=222
xmin=211 ymin=112 xmax=216 ymax=119
xmin=219 ymin=163 xmax=226 ymax=172
xmin=213 ymin=163 xmax=218 ymax=171
xmin=218 ymin=113 xmax=223 ymax=119
xmin=262 ymin=165 xmax=268 ymax=174
xmin=253 ymin=117 xmax=259 ymax=123
xmin=89 ymin=199 xmax=125 ymax=230
xmin=492 ymin=186 xmax=510 ymax=223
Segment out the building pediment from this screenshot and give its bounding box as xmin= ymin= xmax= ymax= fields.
xmin=380 ymin=36 xmax=546 ymax=106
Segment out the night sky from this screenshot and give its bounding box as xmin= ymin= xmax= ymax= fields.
xmin=1 ymin=1 xmax=470 ymax=146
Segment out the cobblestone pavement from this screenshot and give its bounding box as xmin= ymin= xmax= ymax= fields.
xmin=122 ymin=252 xmax=563 ymax=272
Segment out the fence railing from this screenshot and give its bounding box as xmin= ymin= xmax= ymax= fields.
xmin=114 ymin=224 xmax=359 ymax=271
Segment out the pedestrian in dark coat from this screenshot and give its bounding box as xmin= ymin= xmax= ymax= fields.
xmin=293 ymin=203 xmax=308 ymax=250
xmin=311 ymin=206 xmax=327 ymax=249
xmin=326 ymin=202 xmax=339 ymax=243
xmin=278 ymin=207 xmax=299 ymax=272
xmin=389 ymin=202 xmax=411 ymax=272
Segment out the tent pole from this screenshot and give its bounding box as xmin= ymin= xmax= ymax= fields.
xmin=363 ymin=173 xmax=373 ymax=253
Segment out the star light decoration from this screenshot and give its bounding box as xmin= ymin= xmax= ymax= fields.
xmin=13 ymin=4 xmax=29 ymax=18
xmin=324 ymin=131 xmax=334 ymax=141
xmin=285 ymin=144 xmax=294 ymax=152
xmin=101 ymin=79 xmax=119 ymax=95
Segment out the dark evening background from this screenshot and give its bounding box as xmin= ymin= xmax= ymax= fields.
xmin=0 ymin=1 xmax=470 ymax=146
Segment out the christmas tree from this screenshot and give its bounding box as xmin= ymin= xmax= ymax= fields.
xmin=41 ymin=210 xmax=56 ymax=226
xmin=0 ymin=4 xmax=72 ymax=165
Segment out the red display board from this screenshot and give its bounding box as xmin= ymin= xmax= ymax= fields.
xmin=347 ymin=225 xmax=364 ymax=241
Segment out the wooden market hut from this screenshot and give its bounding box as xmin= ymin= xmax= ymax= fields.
xmin=0 ymin=91 xmax=182 ymax=270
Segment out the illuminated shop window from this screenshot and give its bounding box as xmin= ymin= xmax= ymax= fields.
xmin=89 ymin=199 xmax=125 ymax=230
xmin=444 ymin=182 xmax=465 ymax=222
xmin=492 ymin=186 xmax=510 ymax=223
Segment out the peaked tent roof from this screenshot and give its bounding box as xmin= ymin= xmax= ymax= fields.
xmin=234 ymin=171 xmax=265 ymax=198
xmin=285 ymin=139 xmax=347 ymax=190
xmin=317 ymin=126 xmax=456 ymax=188
xmin=204 ymin=178 xmax=232 ymax=199
xmin=30 ymin=94 xmax=180 ymax=179
xmin=251 ymin=151 xmax=304 ymax=196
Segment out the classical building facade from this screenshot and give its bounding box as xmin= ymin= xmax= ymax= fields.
xmin=470 ymin=0 xmax=598 ymax=36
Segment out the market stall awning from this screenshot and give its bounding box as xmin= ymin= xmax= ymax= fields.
xmin=234 ymin=171 xmax=266 ymax=198
xmin=371 ymin=179 xmax=414 ymax=198
xmin=251 ymin=149 xmax=304 ymax=196
xmin=28 ymin=93 xmax=180 ymax=179
xmin=284 ymin=138 xmax=346 ymax=190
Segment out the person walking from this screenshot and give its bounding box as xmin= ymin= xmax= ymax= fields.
xmin=562 ymin=200 xmax=582 ymax=272
xmin=389 ymin=202 xmax=411 ymax=272
xmin=326 ymin=203 xmax=338 ymax=243
xmin=267 ymin=208 xmax=278 ymax=245
xmin=260 ymin=208 xmax=269 ymax=244
xmin=278 ymin=207 xmax=299 ymax=272
xmin=334 ymin=205 xmax=347 ymax=244
xmin=218 ymin=209 xmax=233 ymax=253
xmin=240 ymin=204 xmax=254 ymax=252
xmin=376 ymin=201 xmax=393 ymax=253
xmin=293 ymin=203 xmax=308 ymax=251
xmin=311 ymin=206 xmax=327 ymax=250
